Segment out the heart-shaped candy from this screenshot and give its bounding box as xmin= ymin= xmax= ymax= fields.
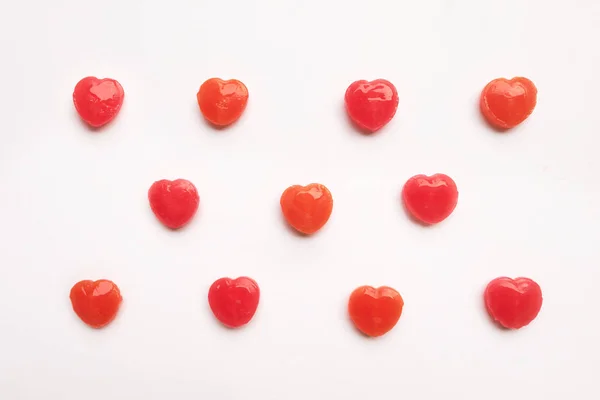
xmin=197 ymin=78 xmax=249 ymax=127
xmin=402 ymin=173 xmax=458 ymax=225
xmin=480 ymin=77 xmax=537 ymax=130
xmin=70 ymin=279 xmax=122 ymax=328
xmin=345 ymin=79 xmax=399 ymax=133
xmin=148 ymin=179 xmax=199 ymax=229
xmin=280 ymin=183 xmax=333 ymax=235
xmin=484 ymin=277 xmax=543 ymax=329
xmin=208 ymin=277 xmax=260 ymax=328
xmin=348 ymin=285 xmax=404 ymax=337
xmin=73 ymin=76 xmax=124 ymax=128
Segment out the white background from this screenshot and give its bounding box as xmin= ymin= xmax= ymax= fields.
xmin=1 ymin=0 xmax=599 ymax=399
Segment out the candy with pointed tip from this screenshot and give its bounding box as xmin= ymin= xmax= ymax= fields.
xmin=208 ymin=277 xmax=260 ymax=328
xmin=402 ymin=173 xmax=458 ymax=224
xmin=480 ymin=77 xmax=537 ymax=130
xmin=348 ymin=285 xmax=404 ymax=337
xmin=197 ymin=78 xmax=249 ymax=127
xmin=345 ymin=79 xmax=399 ymax=133
xmin=280 ymin=183 xmax=333 ymax=235
xmin=148 ymin=179 xmax=199 ymax=229
xmin=484 ymin=277 xmax=543 ymax=329
xmin=70 ymin=279 xmax=122 ymax=328
xmin=73 ymin=76 xmax=124 ymax=128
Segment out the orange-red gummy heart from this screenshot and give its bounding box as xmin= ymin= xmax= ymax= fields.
xmin=73 ymin=76 xmax=124 ymax=128
xmin=480 ymin=77 xmax=537 ymax=130
xmin=345 ymin=79 xmax=399 ymax=133
xmin=197 ymin=78 xmax=249 ymax=127
xmin=348 ymin=286 xmax=404 ymax=337
xmin=208 ymin=277 xmax=260 ymax=328
xmin=70 ymin=279 xmax=122 ymax=328
xmin=402 ymin=173 xmax=458 ymax=225
xmin=484 ymin=277 xmax=543 ymax=329
xmin=280 ymin=183 xmax=333 ymax=235
xmin=148 ymin=179 xmax=199 ymax=229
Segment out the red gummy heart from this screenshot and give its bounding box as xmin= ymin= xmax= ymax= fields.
xmin=70 ymin=279 xmax=122 ymax=329
xmin=148 ymin=179 xmax=199 ymax=229
xmin=348 ymin=286 xmax=404 ymax=337
xmin=197 ymin=78 xmax=249 ymax=127
xmin=345 ymin=79 xmax=399 ymax=133
xmin=402 ymin=173 xmax=458 ymax=225
xmin=208 ymin=277 xmax=260 ymax=328
xmin=484 ymin=277 xmax=543 ymax=329
xmin=73 ymin=76 xmax=124 ymax=128
xmin=280 ymin=183 xmax=333 ymax=235
xmin=480 ymin=77 xmax=537 ymax=130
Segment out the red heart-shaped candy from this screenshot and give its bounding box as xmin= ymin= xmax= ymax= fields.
xmin=484 ymin=277 xmax=543 ymax=329
xmin=208 ymin=277 xmax=260 ymax=328
xmin=348 ymin=285 xmax=404 ymax=337
xmin=480 ymin=77 xmax=537 ymax=130
xmin=402 ymin=173 xmax=458 ymax=225
xmin=70 ymin=279 xmax=122 ymax=328
xmin=345 ymin=79 xmax=399 ymax=133
xmin=73 ymin=76 xmax=124 ymax=128
xmin=148 ymin=179 xmax=200 ymax=229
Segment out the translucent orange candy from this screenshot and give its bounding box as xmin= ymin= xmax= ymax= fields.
xmin=480 ymin=77 xmax=537 ymax=130
xmin=280 ymin=183 xmax=333 ymax=235
xmin=196 ymin=78 xmax=248 ymax=127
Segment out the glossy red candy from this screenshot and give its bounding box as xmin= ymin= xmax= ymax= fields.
xmin=484 ymin=277 xmax=543 ymax=329
xmin=197 ymin=78 xmax=249 ymax=127
xmin=70 ymin=279 xmax=122 ymax=328
xmin=348 ymin=286 xmax=404 ymax=337
xmin=402 ymin=173 xmax=458 ymax=224
xmin=148 ymin=179 xmax=199 ymax=229
xmin=480 ymin=77 xmax=537 ymax=130
xmin=208 ymin=277 xmax=260 ymax=328
xmin=73 ymin=77 xmax=124 ymax=128
xmin=280 ymin=183 xmax=333 ymax=235
xmin=345 ymin=79 xmax=399 ymax=133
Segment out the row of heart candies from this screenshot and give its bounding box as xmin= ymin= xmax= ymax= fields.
xmin=73 ymin=76 xmax=537 ymax=131
xmin=70 ymin=276 xmax=543 ymax=334
xmin=148 ymin=177 xmax=456 ymax=231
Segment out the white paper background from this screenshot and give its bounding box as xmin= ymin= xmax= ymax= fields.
xmin=1 ymin=1 xmax=599 ymax=399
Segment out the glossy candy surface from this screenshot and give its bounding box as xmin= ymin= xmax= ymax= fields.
xmin=197 ymin=78 xmax=249 ymax=127
xmin=73 ymin=77 xmax=124 ymax=128
xmin=345 ymin=79 xmax=399 ymax=133
xmin=480 ymin=77 xmax=537 ymax=130
xmin=348 ymin=286 xmax=404 ymax=337
xmin=70 ymin=279 xmax=122 ymax=328
xmin=280 ymin=183 xmax=333 ymax=235
xmin=484 ymin=277 xmax=543 ymax=329
xmin=208 ymin=277 xmax=260 ymax=328
xmin=402 ymin=173 xmax=458 ymax=224
xmin=148 ymin=179 xmax=199 ymax=229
